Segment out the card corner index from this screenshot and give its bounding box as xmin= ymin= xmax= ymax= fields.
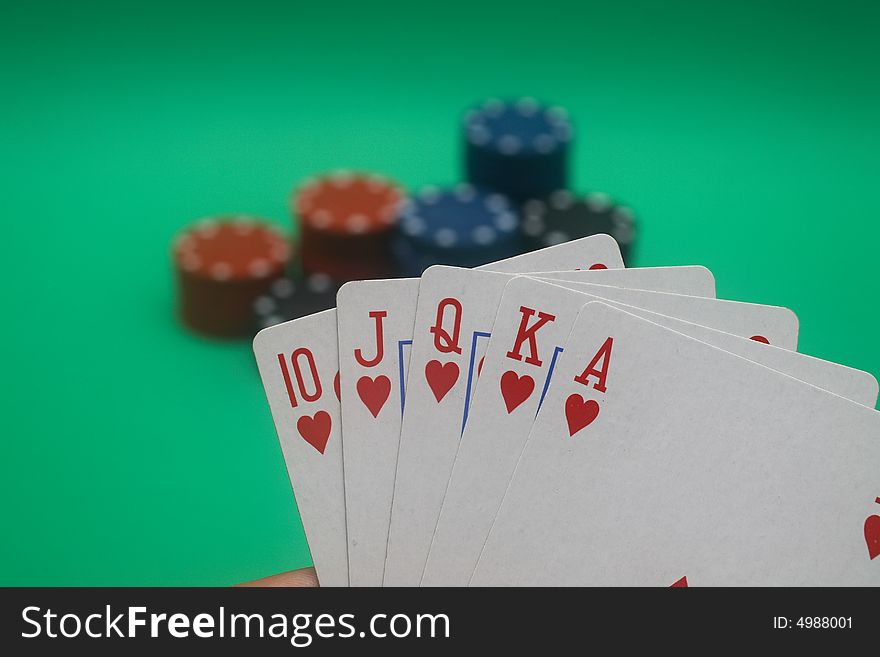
xmin=592 ymin=233 xmax=624 ymax=266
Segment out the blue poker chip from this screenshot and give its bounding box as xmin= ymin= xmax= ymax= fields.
xmin=398 ymin=184 xmax=520 ymax=250
xmin=463 ymin=98 xmax=571 ymax=202
xmin=391 ymin=233 xmax=526 ymax=277
xmin=464 ymin=97 xmax=572 ymax=155
xmin=391 ymin=184 xmax=524 ymax=275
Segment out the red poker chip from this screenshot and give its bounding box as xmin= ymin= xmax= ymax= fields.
xmin=173 ymin=216 xmax=292 ymax=338
xmin=173 ymin=216 xmax=289 ymax=281
xmin=293 ymin=172 xmax=403 ymax=236
xmin=300 ymin=248 xmax=396 ymax=282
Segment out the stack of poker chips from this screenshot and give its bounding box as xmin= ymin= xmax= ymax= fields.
xmin=172 ymin=97 xmax=640 ymax=338
xmin=460 ymin=97 xmax=637 ymax=265
xmin=293 ymin=171 xmax=403 ymax=282
xmin=463 ymin=97 xmax=571 ymax=203
xmin=172 ymin=216 xmax=291 ymax=338
xmin=172 ymin=173 xmax=405 ymax=338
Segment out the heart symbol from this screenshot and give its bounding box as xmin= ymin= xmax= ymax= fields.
xmin=333 ymin=371 xmax=341 ymax=401
xmin=865 ymin=513 xmax=880 ymax=560
xmin=670 ymin=576 xmax=688 ymax=587
xmin=425 ymin=360 xmax=459 ymax=403
xmin=500 ymin=370 xmax=535 ymax=414
xmin=750 ymin=335 xmax=770 ymax=345
xmin=564 ymin=393 xmax=600 ymax=436
xmin=357 ymin=375 xmax=391 ymax=418
xmin=296 ymin=411 xmax=331 ymax=454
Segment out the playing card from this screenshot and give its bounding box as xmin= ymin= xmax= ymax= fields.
xmin=335 ymin=233 xmax=624 ymax=586
xmin=551 ymin=280 xmax=799 ymax=349
xmin=253 ymin=310 xmax=348 ymax=587
xmin=423 ymin=277 xmax=875 ymax=585
xmin=336 ymin=278 xmax=420 ymax=587
xmin=471 ymin=303 xmax=880 ymax=586
xmin=376 ymin=268 xmax=538 ymax=586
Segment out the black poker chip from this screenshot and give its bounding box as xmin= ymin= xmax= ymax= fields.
xmin=252 ymin=273 xmax=339 ymax=332
xmin=521 ymin=191 xmax=637 ymax=264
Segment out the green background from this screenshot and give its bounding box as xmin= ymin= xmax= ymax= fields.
xmin=2 ymin=0 xmax=878 ymax=585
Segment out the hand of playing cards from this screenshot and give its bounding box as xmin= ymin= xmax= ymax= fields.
xmin=253 ymin=235 xmax=880 ymax=587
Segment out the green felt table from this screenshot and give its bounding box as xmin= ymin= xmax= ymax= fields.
xmin=2 ymin=0 xmax=878 ymax=585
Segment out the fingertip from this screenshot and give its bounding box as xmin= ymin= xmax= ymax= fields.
xmin=236 ymin=567 xmax=320 ymax=588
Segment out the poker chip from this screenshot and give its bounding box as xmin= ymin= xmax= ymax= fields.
xmin=521 ymin=191 xmax=637 ymax=264
xmin=391 ymin=184 xmax=524 ymax=276
xmin=173 ymin=216 xmax=291 ymax=338
xmin=295 ymin=170 xmax=402 ymax=235
xmin=252 ymin=273 xmax=340 ymax=332
xmin=293 ymin=171 xmax=402 ymax=282
xmin=463 ymin=98 xmax=571 ymax=203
